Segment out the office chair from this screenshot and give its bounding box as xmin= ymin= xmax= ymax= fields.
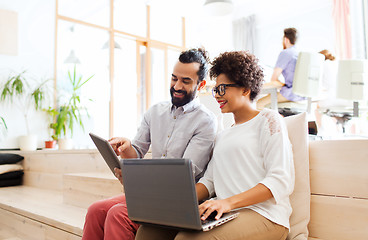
xmin=276 ymin=51 xmax=325 ymax=117
xmin=322 ymin=59 xmax=368 ymax=133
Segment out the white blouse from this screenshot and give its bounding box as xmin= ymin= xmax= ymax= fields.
xmin=199 ymin=108 xmax=295 ymax=229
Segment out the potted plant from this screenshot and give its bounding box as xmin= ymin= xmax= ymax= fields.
xmin=43 ymin=107 xmax=58 ymax=149
xmin=0 ymin=71 xmax=49 ymax=150
xmin=52 ymin=66 xmax=93 ymax=150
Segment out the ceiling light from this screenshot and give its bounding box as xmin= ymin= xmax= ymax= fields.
xmin=64 ymin=50 xmax=81 ymax=64
xmin=102 ymin=40 xmax=122 ymax=50
xmin=204 ymin=0 xmax=234 ymax=16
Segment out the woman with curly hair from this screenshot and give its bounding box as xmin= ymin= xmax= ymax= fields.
xmin=136 ymin=51 xmax=294 ymax=240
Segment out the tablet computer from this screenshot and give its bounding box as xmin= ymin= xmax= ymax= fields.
xmin=89 ymin=133 xmax=120 ymax=174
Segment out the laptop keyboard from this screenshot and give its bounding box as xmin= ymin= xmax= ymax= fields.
xmin=201 ymin=218 xmax=217 ymax=225
xmin=201 ymin=211 xmax=218 ymax=224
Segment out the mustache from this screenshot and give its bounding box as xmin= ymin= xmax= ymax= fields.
xmin=171 ymin=88 xmax=187 ymax=95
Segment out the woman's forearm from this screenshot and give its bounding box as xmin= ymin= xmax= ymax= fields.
xmin=226 ymin=183 xmax=273 ymax=210
xmin=196 ymin=183 xmax=210 ymax=201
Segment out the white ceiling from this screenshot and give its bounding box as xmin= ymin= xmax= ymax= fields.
xmin=149 ymin=0 xmax=332 ymax=19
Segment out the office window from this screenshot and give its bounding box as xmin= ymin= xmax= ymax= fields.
xmin=112 ymin=36 xmax=139 ymax=139
xmin=55 ymin=1 xmax=185 ymax=144
xmin=151 ymin=48 xmax=167 ymax=105
xmin=57 ymin=20 xmax=110 ymax=142
xmin=150 ymin=48 xmax=182 ymax=106
xmin=167 ymin=49 xmax=180 ymax=86
xmin=364 ymin=0 xmax=368 ymax=59
xmin=150 ymin=4 xmax=183 ymax=46
xmin=350 ymin=0 xmax=367 ymax=59
xmin=58 ymin=0 xmax=109 ymax=27
xmin=138 ymin=45 xmax=147 ymax=120
xmin=114 ymin=0 xmax=147 ymax=37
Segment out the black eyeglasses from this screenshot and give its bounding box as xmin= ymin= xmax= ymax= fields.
xmin=212 ymin=84 xmax=240 ymax=97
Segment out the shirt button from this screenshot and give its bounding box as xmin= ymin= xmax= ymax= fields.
xmin=174 ymin=116 xmax=176 ymax=119
xmin=168 ymin=135 xmax=170 ymax=138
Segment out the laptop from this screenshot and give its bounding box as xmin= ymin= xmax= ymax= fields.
xmin=120 ymin=158 xmax=239 ymax=231
xmin=89 ymin=133 xmax=120 ymax=174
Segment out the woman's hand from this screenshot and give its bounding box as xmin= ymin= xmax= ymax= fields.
xmin=198 ymin=199 xmax=232 ymax=220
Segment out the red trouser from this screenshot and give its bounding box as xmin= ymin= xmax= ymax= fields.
xmin=82 ymin=194 xmax=140 ymax=240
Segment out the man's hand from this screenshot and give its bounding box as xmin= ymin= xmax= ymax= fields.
xmin=114 ymin=167 xmax=123 ymax=185
xmin=108 ymin=137 xmax=138 ymax=158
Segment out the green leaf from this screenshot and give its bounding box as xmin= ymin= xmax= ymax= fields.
xmin=0 ymin=116 xmax=7 ymax=130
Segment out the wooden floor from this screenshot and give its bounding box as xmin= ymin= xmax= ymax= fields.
xmin=0 ymin=229 xmax=23 ymax=240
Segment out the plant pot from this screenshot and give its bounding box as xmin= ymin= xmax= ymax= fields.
xmin=19 ymin=135 xmax=38 ymax=151
xmin=45 ymin=140 xmax=57 ymax=149
xmin=58 ymin=138 xmax=73 ymax=150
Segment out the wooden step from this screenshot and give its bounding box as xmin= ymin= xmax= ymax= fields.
xmin=0 ymin=208 xmax=81 ymax=240
xmin=4 ymin=149 xmax=152 ymax=192
xmin=63 ymin=172 xmax=124 ymax=209
xmin=0 ymin=228 xmax=23 ymax=240
xmin=18 ymin=149 xmax=111 ymax=191
xmin=0 ymin=186 xmax=85 ymax=239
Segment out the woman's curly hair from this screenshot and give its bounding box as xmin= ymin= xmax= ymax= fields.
xmin=210 ymin=51 xmax=264 ymax=101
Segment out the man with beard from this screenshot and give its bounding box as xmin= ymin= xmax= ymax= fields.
xmin=82 ymin=48 xmax=217 ymax=240
xmin=257 ymin=27 xmax=305 ymax=110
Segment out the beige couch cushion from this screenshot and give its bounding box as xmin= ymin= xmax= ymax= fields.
xmin=284 ymin=112 xmax=310 ymax=240
xmin=0 ymin=164 xmax=23 ymax=174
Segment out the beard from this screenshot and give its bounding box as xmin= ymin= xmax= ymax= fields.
xmin=170 ymin=87 xmax=197 ymax=107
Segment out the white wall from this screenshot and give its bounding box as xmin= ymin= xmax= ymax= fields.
xmin=186 ymin=14 xmax=234 ymax=59
xmin=0 ymin=0 xmax=55 ymax=149
xmin=186 ymin=0 xmax=334 ymax=70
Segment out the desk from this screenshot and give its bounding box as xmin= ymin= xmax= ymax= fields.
xmin=260 ymin=86 xmax=278 ymax=110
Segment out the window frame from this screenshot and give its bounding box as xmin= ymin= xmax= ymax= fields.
xmin=54 ymin=0 xmax=186 ymax=138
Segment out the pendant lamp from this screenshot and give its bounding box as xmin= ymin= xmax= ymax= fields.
xmin=64 ymin=49 xmax=81 ymax=64
xmin=204 ymin=0 xmax=234 ymax=16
